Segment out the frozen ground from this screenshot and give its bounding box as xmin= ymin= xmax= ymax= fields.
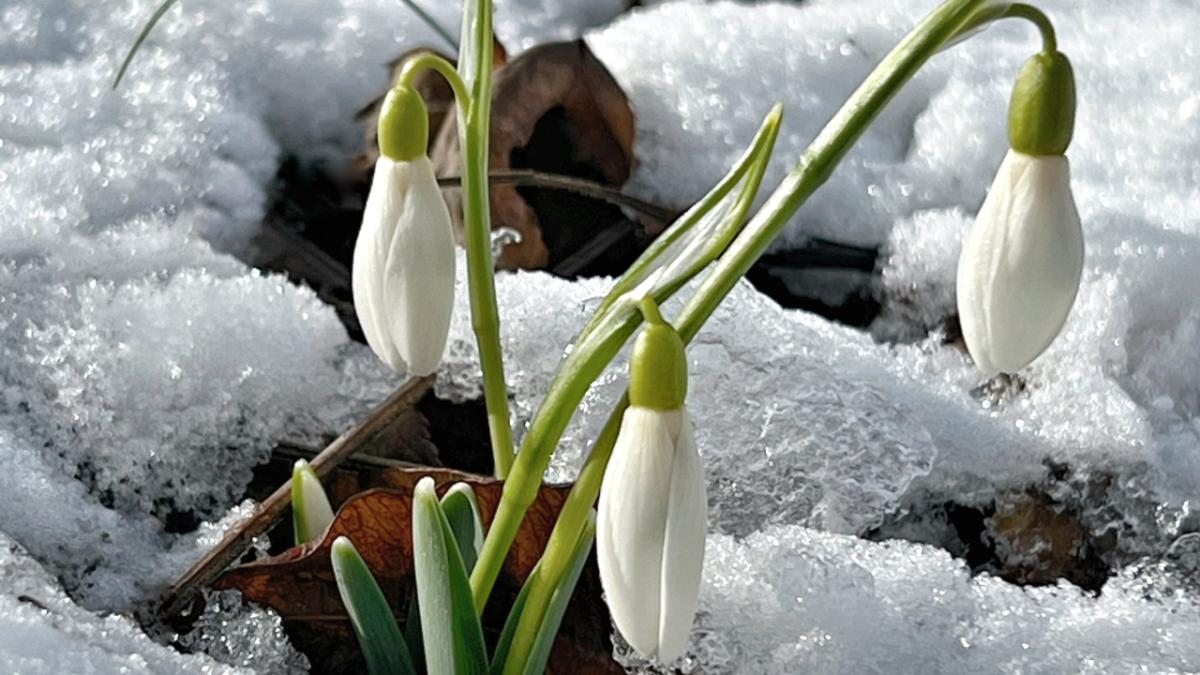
xmin=2 ymin=0 xmax=1199 ymax=672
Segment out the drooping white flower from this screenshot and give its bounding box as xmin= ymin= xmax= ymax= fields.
xmin=352 ymin=154 xmax=456 ymax=376
xmin=596 ymin=298 xmax=706 ymax=663
xmin=956 ymin=149 xmax=1084 ymax=376
xmin=597 ymin=406 xmax=707 ymax=663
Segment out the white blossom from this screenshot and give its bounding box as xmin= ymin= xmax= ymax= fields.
xmin=352 ymin=155 xmax=456 ymax=376
xmin=956 ymin=150 xmax=1084 ymax=376
xmin=596 ymin=406 xmax=707 ymax=663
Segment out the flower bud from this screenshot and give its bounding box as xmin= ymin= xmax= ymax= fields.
xmin=956 ymin=150 xmax=1084 ymax=376
xmin=597 ymin=304 xmax=707 ymax=662
xmin=352 ymin=152 xmax=456 ymax=376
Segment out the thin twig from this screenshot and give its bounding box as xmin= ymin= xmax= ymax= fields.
xmin=437 ymin=170 xmax=678 ymax=227
xmin=158 ymin=374 xmax=435 ymax=620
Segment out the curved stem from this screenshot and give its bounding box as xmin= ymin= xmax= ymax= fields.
xmin=676 ymin=0 xmax=996 ymax=344
xmin=397 ymin=52 xmax=470 ymax=104
xmin=1002 ymin=3 xmax=1057 ymax=53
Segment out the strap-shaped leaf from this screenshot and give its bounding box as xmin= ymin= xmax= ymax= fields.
xmin=331 ymin=537 xmax=417 ymax=675
xmin=413 ymin=477 xmax=489 ymax=675
xmin=440 ymin=482 xmax=485 ymax=573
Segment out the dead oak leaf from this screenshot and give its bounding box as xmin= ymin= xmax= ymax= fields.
xmin=214 ymin=467 xmax=620 ymax=674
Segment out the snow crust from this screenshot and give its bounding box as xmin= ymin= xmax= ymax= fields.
xmin=0 ymin=534 xmax=248 ymax=674
xmin=2 ymin=0 xmax=1199 ymax=672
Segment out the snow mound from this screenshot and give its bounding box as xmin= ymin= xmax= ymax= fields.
xmin=672 ymin=526 xmax=1200 ymax=674
xmin=0 ymin=533 xmax=248 ymax=675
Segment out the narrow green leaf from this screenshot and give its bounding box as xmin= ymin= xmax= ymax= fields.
xmin=331 ymin=537 xmax=417 ymax=675
xmin=112 ymin=0 xmax=179 ymax=89
xmin=292 ymin=459 xmax=334 ymax=546
xmin=440 ymin=483 xmax=484 ymax=573
xmin=413 ymin=477 xmax=489 ymax=675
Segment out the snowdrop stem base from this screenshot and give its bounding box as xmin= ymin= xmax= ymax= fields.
xmin=397 ymin=19 xmax=516 ymax=480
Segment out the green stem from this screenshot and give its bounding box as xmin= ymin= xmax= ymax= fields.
xmin=402 ymin=6 xmax=516 ymax=479
xmin=398 ymin=53 xmax=470 ymax=106
xmin=1002 ymin=3 xmax=1057 ymax=53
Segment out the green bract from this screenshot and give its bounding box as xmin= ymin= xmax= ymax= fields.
xmin=378 ymin=86 xmax=430 ymax=162
xmin=1008 ymin=50 xmax=1076 ymax=156
xmin=628 ymin=298 xmax=688 ymax=411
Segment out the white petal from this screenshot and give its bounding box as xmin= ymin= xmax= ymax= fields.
xmin=380 ymin=156 xmax=457 ymax=376
xmin=596 ymin=407 xmax=677 ymax=659
xmin=956 ymin=151 xmax=1084 ymax=375
xmin=352 ymin=157 xmax=409 ymax=372
xmin=656 ymin=410 xmax=707 ymax=662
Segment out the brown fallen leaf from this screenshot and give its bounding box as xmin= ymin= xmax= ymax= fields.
xmin=432 ymin=39 xmax=636 ymax=269
xmin=215 ymin=467 xmax=620 ymax=675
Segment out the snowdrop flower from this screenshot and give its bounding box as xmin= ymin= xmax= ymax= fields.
xmin=353 ymin=86 xmax=455 ymax=376
xmin=956 ymin=50 xmax=1082 ymax=376
xmin=597 ymin=299 xmax=707 ymax=663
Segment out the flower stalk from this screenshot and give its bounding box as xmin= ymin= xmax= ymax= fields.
xmin=396 ymin=10 xmax=515 ymax=479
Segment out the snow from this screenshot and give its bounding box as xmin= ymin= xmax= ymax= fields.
xmin=0 ymin=534 xmax=248 ymax=674
xmin=3 ymin=0 xmax=1200 ymax=671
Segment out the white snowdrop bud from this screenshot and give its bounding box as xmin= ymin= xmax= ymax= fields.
xmin=597 ymin=300 xmax=707 ymax=663
xmin=352 ymin=88 xmax=455 ymax=376
xmin=955 ymin=149 xmax=1084 ymax=376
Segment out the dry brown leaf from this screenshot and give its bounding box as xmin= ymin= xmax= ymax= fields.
xmin=215 ymin=467 xmax=620 ymax=674
xmin=432 ymin=40 xmax=635 ymax=269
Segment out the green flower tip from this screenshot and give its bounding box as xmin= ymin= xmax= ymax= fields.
xmin=1008 ymin=50 xmax=1076 ymax=156
xmin=378 ymin=85 xmax=429 ymax=162
xmin=629 ymin=297 xmax=688 ymax=410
